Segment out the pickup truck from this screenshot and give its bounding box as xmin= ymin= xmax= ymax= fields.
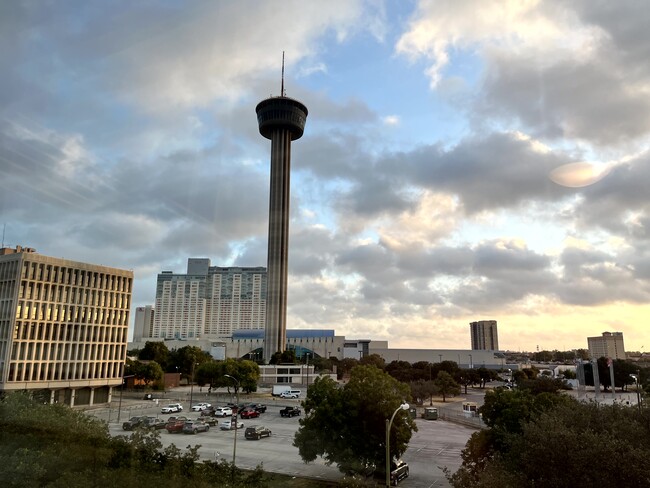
xmin=280 ymin=406 xmax=301 ymax=417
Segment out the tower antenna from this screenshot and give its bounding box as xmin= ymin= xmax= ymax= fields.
xmin=281 ymin=51 xmax=285 ymax=97
xmin=1 ymin=224 xmax=5 ymax=248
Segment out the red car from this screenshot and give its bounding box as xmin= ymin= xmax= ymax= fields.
xmin=239 ymin=408 xmax=260 ymax=419
xmin=165 ymin=416 xmax=188 ymax=433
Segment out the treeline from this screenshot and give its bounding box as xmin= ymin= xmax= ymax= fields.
xmin=0 ymin=392 xmax=266 ymax=488
xmin=448 ymin=387 xmax=650 ymax=487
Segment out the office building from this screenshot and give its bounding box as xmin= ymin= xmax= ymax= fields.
xmin=256 ymin=65 xmax=308 ymax=362
xmin=587 ymin=331 xmax=626 ymax=360
xmin=152 ymin=259 xmax=266 ymax=339
xmin=470 ymin=320 xmax=499 ymax=350
xmin=0 ymin=246 xmax=133 ymax=405
xmin=133 ymin=305 xmax=154 ymax=342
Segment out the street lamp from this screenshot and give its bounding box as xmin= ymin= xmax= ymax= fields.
xmin=189 ymin=362 xmax=198 ymax=410
xmin=630 ymin=373 xmax=642 ymax=412
xmin=117 ymin=374 xmax=135 ymax=422
xmin=385 ymin=402 xmax=409 ymax=488
xmin=224 ymin=374 xmax=240 ymax=467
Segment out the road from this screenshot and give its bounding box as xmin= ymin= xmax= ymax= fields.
xmin=91 ymin=396 xmax=477 ymax=487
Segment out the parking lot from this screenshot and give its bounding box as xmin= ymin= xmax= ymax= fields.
xmin=90 ymin=396 xmax=476 ymax=487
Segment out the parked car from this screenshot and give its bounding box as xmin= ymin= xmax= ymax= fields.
xmin=165 ymin=416 xmax=188 ymax=433
xmin=161 ymin=403 xmax=183 ymax=414
xmin=280 ymin=406 xmax=301 ymax=417
xmin=191 ymin=402 xmax=211 ymax=412
xmin=239 ymin=408 xmax=260 ymax=419
xmin=201 ymin=416 xmax=220 ymax=426
xmin=213 ymin=406 xmax=233 ymax=417
xmin=246 ymin=403 xmax=267 ymax=413
xmin=183 ymin=420 xmax=210 ymax=434
xmin=279 ymin=390 xmax=301 ymax=399
xmin=219 ymin=420 xmax=245 ymax=430
xmin=142 ymin=417 xmax=167 ymax=430
xmin=244 ymin=425 xmax=272 ymax=440
xmin=390 ymin=460 xmax=409 ymax=486
xmin=122 ymin=416 xmax=146 ymax=431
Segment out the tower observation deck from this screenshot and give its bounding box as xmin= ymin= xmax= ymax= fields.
xmin=256 ymin=95 xmax=308 ymax=362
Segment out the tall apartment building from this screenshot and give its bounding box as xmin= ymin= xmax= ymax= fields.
xmin=0 ymin=246 xmax=133 ymax=405
xmin=587 ymin=331 xmax=626 ymax=360
xmin=152 ymin=258 xmax=266 ymax=339
xmin=470 ymin=320 xmax=499 ymax=350
xmin=133 ymin=305 xmax=154 ymax=342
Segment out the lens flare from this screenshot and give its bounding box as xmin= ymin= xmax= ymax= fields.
xmin=549 ymin=161 xmax=611 ymax=188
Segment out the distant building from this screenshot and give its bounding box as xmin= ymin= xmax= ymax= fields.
xmin=0 ymin=246 xmax=133 ymax=405
xmin=133 ymin=305 xmax=154 ymax=342
xmin=470 ymin=320 xmax=499 ymax=350
xmin=152 ymin=259 xmax=266 ymax=339
xmin=588 ymin=331 xmax=626 ymax=360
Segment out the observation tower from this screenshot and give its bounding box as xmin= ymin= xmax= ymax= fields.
xmin=256 ymin=58 xmax=308 ymax=362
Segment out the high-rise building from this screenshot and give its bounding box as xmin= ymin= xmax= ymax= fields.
xmin=256 ymin=63 xmax=308 ymax=362
xmin=0 ymin=246 xmax=133 ymax=405
xmin=587 ymin=331 xmax=626 ymax=360
xmin=470 ymin=320 xmax=499 ymax=350
xmin=133 ymin=305 xmax=154 ymax=341
xmin=152 ymin=258 xmax=266 ymax=339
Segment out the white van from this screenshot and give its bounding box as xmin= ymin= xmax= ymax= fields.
xmin=280 ymin=389 xmax=301 ymax=399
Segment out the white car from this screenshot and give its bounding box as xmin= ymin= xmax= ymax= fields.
xmin=280 ymin=391 xmax=300 ymax=399
xmin=213 ymin=406 xmax=233 ymax=417
xmin=161 ymin=403 xmax=183 ymax=414
xmin=191 ymin=402 xmax=212 ymax=412
xmin=219 ymin=419 xmax=244 ymax=430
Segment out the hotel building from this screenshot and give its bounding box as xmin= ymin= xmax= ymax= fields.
xmin=151 ymin=259 xmax=266 ymax=339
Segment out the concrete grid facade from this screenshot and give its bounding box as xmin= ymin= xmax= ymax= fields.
xmin=152 ymin=259 xmax=266 ymax=340
xmin=0 ymin=246 xmax=132 ymax=405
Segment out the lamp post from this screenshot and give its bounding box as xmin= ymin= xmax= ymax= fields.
xmin=224 ymin=374 xmax=240 ymax=466
xmin=385 ymin=402 xmax=409 ymax=488
xmin=630 ymin=373 xmax=642 ymax=412
xmin=189 ymin=362 xmax=198 ymax=410
xmin=117 ymin=374 xmax=135 ymax=422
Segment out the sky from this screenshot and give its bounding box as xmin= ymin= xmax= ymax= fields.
xmin=2 ymin=0 xmax=649 ymax=353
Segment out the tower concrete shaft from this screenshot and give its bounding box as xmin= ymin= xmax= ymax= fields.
xmin=256 ymin=96 xmax=308 ymax=362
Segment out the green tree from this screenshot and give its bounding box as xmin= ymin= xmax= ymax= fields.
xmin=269 ymin=349 xmax=297 ymax=364
xmin=360 ymin=353 xmax=386 ymax=370
xmin=124 ymin=359 xmax=164 ymax=387
xmin=450 ymin=401 xmax=650 ymax=487
xmin=409 ymin=379 xmax=438 ymax=405
xmin=294 ymin=365 xmax=417 ymax=476
xmin=168 ymin=345 xmax=212 ymax=378
xmin=433 ymin=371 xmax=460 ymax=402
xmin=138 ymin=341 xmax=170 ymax=370
xmin=196 ymin=358 xmax=260 ymax=394
xmin=457 ymin=369 xmax=481 ymax=394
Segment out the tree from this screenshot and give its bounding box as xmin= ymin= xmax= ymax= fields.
xmin=457 ymin=369 xmax=481 ymax=394
xmin=385 ymin=360 xmax=414 ymax=383
xmin=449 ymin=401 xmax=650 ymax=487
xmin=168 ymin=345 xmax=212 ymax=378
xmin=409 ymin=379 xmax=438 ymax=405
xmin=124 ymin=359 xmax=164 ymax=387
xmin=294 ymin=365 xmax=417 ymax=476
xmin=360 ymin=353 xmax=386 ymax=370
xmin=196 ymin=358 xmax=260 ymax=394
xmin=138 ymin=341 xmax=170 ymax=370
xmin=433 ymin=371 xmax=460 ymax=402
xmin=269 ymin=349 xmax=296 ymax=364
